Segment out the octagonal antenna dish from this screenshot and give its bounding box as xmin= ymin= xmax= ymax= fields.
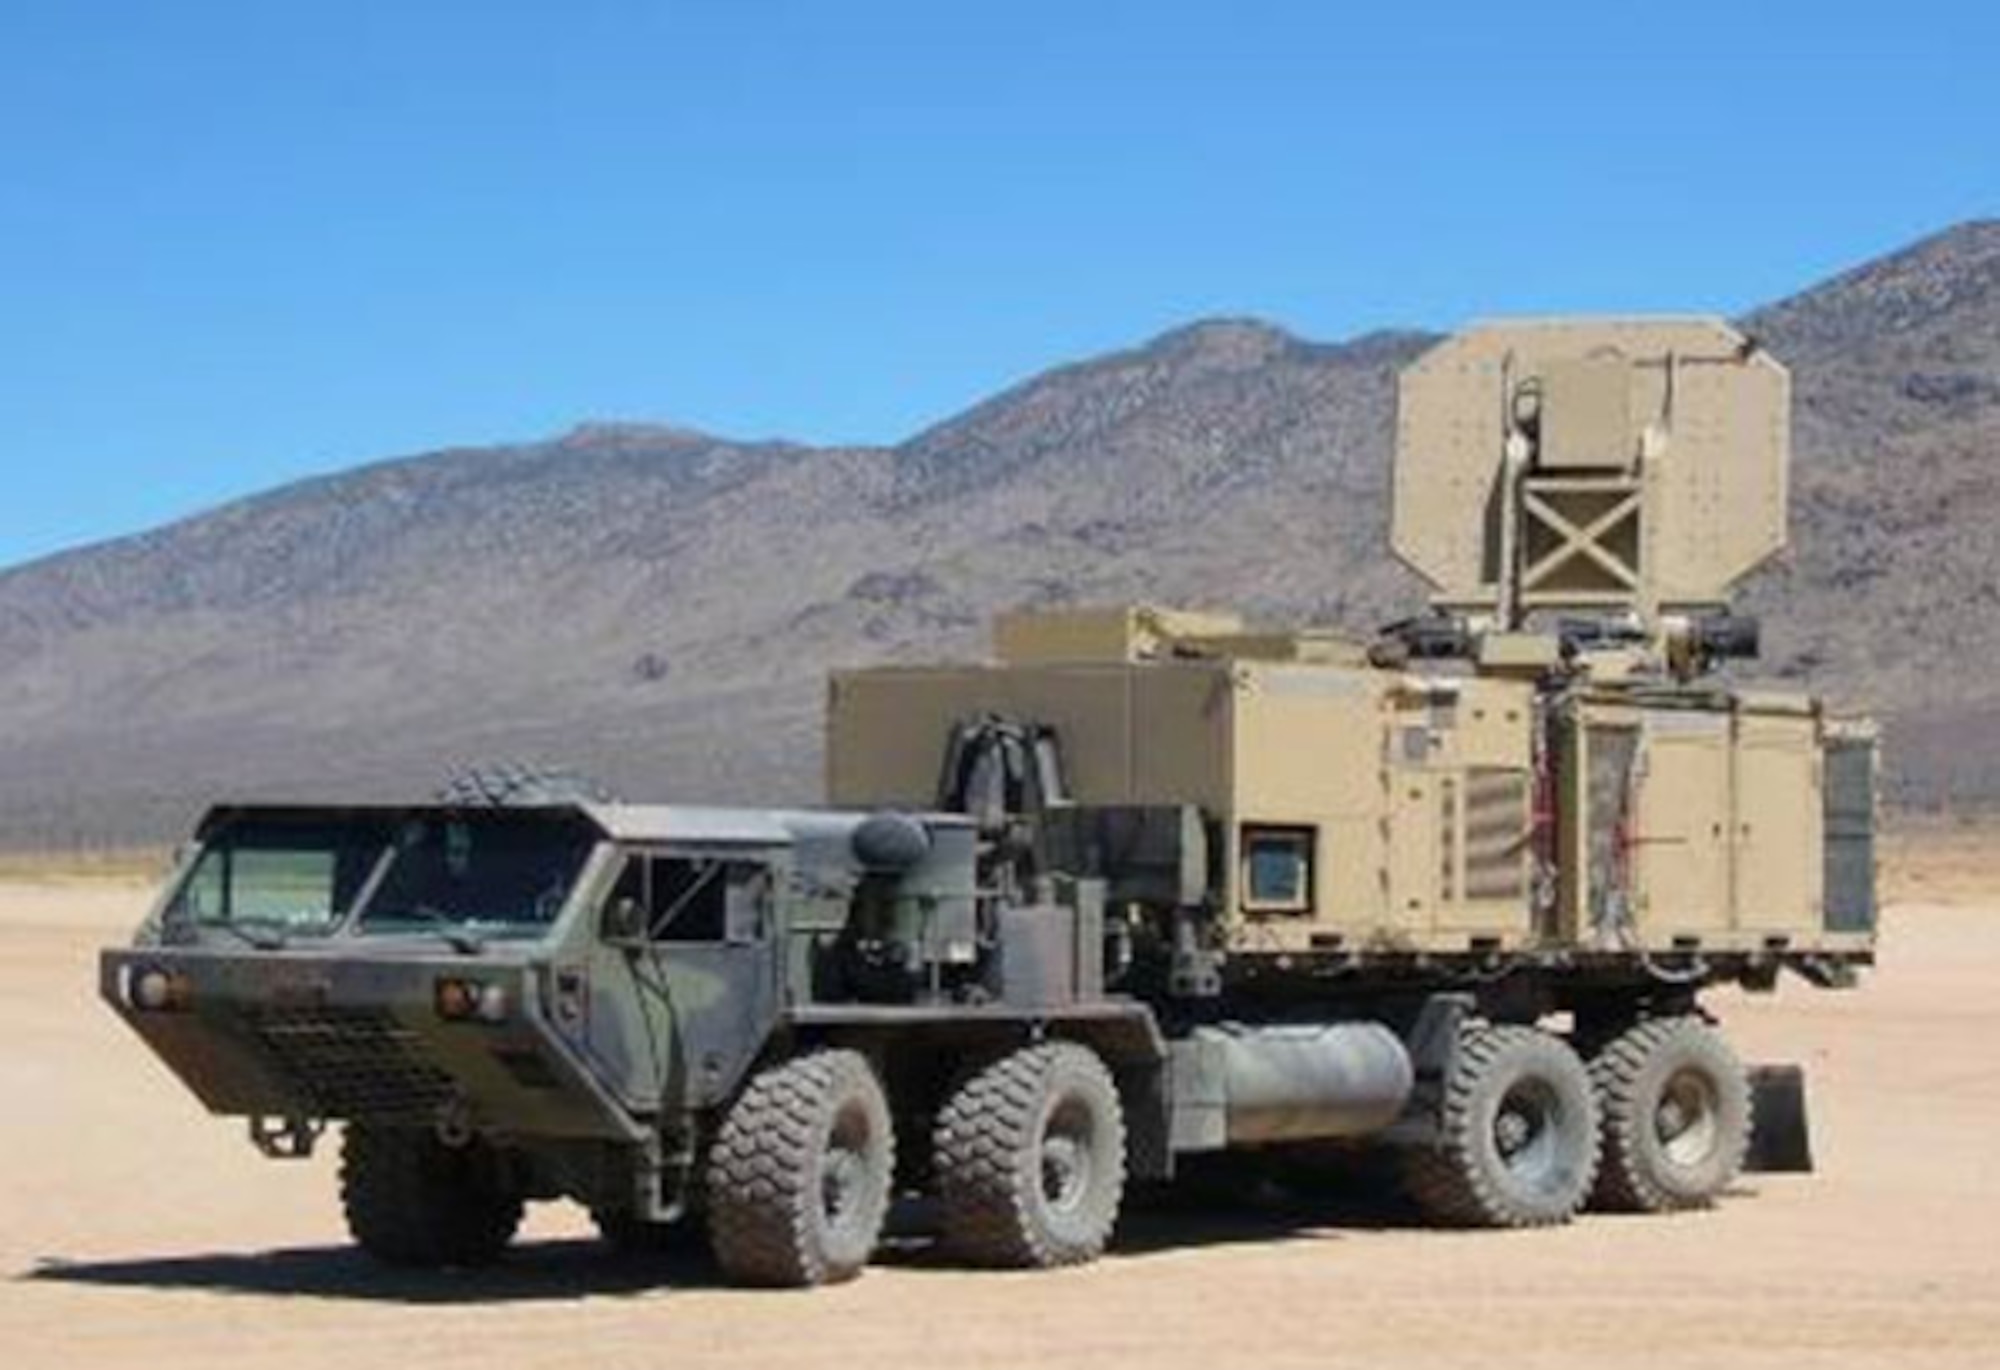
xmin=1391 ymin=318 xmax=1789 ymax=631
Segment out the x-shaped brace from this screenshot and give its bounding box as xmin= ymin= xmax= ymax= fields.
xmin=1520 ymin=489 xmax=1642 ymax=590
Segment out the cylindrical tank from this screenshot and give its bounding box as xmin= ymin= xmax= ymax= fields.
xmin=1195 ymin=1022 xmax=1414 ymax=1145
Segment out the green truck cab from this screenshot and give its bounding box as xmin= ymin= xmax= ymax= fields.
xmin=104 ymin=797 xmax=1160 ymax=1284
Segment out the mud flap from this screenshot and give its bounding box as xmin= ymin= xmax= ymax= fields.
xmin=1745 ymin=1064 xmax=1813 ymax=1173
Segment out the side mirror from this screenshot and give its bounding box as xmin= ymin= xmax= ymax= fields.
xmin=603 ymin=896 xmax=646 ymax=943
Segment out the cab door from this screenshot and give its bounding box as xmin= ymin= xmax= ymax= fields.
xmin=591 ymin=848 xmax=783 ymax=1111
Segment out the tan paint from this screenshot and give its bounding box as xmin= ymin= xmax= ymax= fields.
xmin=994 ymin=605 xmax=1246 ymax=665
xmin=831 ymin=615 xmax=1865 ymax=960
xmin=827 ymin=316 xmax=1870 ymax=965
xmin=1394 ymin=317 xmax=1788 ymax=621
xmin=1632 ymin=712 xmax=1734 ymax=937
xmin=1731 ymin=713 xmax=1823 ymax=935
xmin=833 ymin=644 xmax=1544 ymax=954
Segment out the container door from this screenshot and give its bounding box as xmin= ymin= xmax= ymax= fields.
xmin=1632 ymin=715 xmax=1732 ymax=940
xmin=1732 ymin=716 xmax=1822 ymax=934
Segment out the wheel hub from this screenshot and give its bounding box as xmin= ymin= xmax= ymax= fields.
xmin=822 ymin=1146 xmax=864 ymax=1226
xmin=820 ymin=1100 xmax=878 ymax=1233
xmin=1655 ymin=1068 xmax=1721 ymax=1167
xmin=1492 ymin=1077 xmax=1562 ymax=1184
xmin=1040 ymin=1100 xmax=1096 ymax=1213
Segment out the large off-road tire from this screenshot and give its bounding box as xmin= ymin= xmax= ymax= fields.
xmin=1401 ymin=1024 xmax=1599 ymax=1228
xmin=933 ymin=1042 xmax=1127 ymax=1268
xmin=704 ymin=1050 xmax=896 ymax=1287
xmin=339 ymin=1125 xmax=524 ymax=1267
xmin=1589 ymin=1016 xmax=1753 ymax=1213
xmin=435 ymin=762 xmax=620 ymax=808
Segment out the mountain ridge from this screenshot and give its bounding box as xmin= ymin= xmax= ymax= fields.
xmin=3 ymin=222 xmax=1996 ymax=848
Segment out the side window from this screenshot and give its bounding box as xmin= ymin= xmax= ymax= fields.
xmin=172 ymin=849 xmax=227 ymax=922
xmin=1241 ymin=825 xmax=1316 ymax=915
xmin=602 ymin=856 xmax=771 ymax=944
xmin=723 ymin=864 xmax=773 ymax=944
xmin=602 ymin=859 xmax=646 ymax=940
xmin=651 ymin=859 xmax=728 ymax=941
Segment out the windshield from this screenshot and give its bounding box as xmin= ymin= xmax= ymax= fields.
xmin=163 ymin=810 xmax=598 ymax=942
xmin=166 ymin=817 xmax=395 ymax=936
xmin=358 ymin=812 xmax=597 ymax=936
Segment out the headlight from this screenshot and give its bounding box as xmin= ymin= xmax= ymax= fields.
xmin=125 ymin=964 xmax=191 ymax=1012
xmin=476 ymin=983 xmax=509 ymax=1023
xmin=435 ymin=977 xmax=509 ymax=1024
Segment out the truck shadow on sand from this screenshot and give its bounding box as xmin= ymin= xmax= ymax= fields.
xmin=25 ymin=1239 xmax=688 ymax=1304
xmin=21 ymin=1178 xmax=1450 ymax=1303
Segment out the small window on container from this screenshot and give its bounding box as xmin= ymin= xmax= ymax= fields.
xmin=1241 ymin=826 xmax=1315 ymax=914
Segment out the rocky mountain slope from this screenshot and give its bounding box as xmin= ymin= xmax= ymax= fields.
xmin=1 ymin=223 xmax=1995 ymax=847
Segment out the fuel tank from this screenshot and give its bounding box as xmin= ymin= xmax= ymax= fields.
xmin=1190 ymin=1021 xmax=1415 ymax=1145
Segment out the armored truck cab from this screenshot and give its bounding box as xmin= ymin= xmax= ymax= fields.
xmin=107 ymin=799 xmax=1153 ymax=1280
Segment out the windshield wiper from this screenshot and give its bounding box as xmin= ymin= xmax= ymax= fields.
xmin=208 ymin=918 xmax=290 ymax=952
xmin=386 ymin=903 xmax=486 ymax=955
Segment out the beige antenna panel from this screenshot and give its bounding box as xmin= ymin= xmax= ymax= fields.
xmin=1392 ymin=318 xmax=1789 ymax=620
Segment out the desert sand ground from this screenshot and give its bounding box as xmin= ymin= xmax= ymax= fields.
xmin=3 ymin=834 xmax=1997 ymax=1369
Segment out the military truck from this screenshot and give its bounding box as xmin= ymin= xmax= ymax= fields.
xmin=103 ymin=318 xmax=1875 ymax=1287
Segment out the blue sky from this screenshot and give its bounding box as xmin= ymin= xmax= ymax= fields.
xmin=2 ymin=1 xmax=1994 ymax=568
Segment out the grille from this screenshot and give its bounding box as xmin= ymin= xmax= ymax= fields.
xmin=1463 ymin=768 xmax=1529 ymax=902
xmin=244 ymin=1006 xmax=455 ymax=1121
xmin=1439 ymin=775 xmax=1458 ymax=901
xmin=1823 ymin=737 xmax=1876 ymax=934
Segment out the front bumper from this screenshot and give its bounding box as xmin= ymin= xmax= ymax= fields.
xmin=101 ymin=947 xmax=643 ymax=1142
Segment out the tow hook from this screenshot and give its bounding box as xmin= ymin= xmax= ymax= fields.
xmin=434 ymin=1096 xmax=476 ymax=1148
xmin=248 ymin=1115 xmax=323 ymax=1159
